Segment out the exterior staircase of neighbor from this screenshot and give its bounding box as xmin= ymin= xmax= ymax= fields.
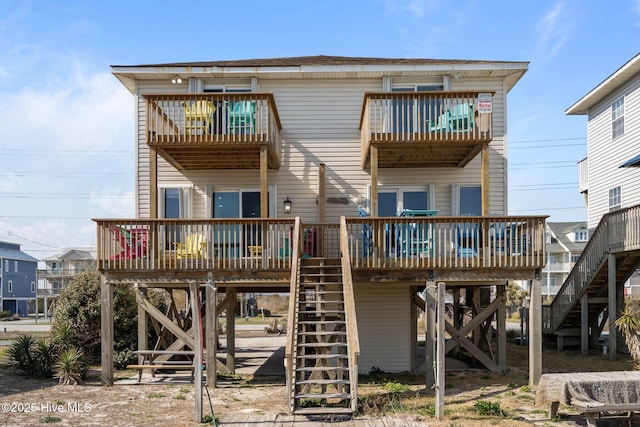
xmin=543 ymin=205 xmax=640 ymax=341
xmin=288 ymin=257 xmax=356 ymax=416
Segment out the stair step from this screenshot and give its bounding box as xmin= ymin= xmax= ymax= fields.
xmin=298 ymin=342 xmax=347 ymax=348
xmin=297 ymin=379 xmax=350 ymax=385
xmin=295 ymin=393 xmax=351 ymax=400
xmin=297 ymin=354 xmax=348 ymax=360
xmin=296 ymin=366 xmax=349 ymax=372
xmin=298 ymin=331 xmax=347 ymax=336
xmin=298 ymin=309 xmax=345 ymax=314
xmin=293 ymin=407 xmax=353 ymax=416
xmin=298 ymin=320 xmax=346 ymax=325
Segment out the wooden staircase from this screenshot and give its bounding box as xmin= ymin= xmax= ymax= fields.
xmin=543 ymin=205 xmax=640 ymax=340
xmin=290 ymin=257 xmax=355 ymax=415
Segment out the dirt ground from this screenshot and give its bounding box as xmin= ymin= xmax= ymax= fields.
xmin=1 ymin=342 xmax=639 ymax=426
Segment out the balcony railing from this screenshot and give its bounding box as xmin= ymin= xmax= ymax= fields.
xmin=145 ymin=93 xmax=281 ymax=170
xmin=578 ymin=157 xmax=588 ymax=193
xmin=95 ymin=216 xmax=546 ymax=275
xmin=345 ymin=216 xmax=546 ymax=270
xmin=360 ymin=91 xmax=493 ymax=168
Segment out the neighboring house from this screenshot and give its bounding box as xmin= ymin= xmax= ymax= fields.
xmin=102 ymin=55 xmax=547 ymax=414
xmin=542 ymin=222 xmax=588 ymax=298
xmin=0 ymin=241 xmax=38 ymax=316
xmin=38 ymin=247 xmax=96 ymax=316
xmin=543 ymin=53 xmax=640 ymax=357
xmin=567 ymin=52 xmax=640 ymax=230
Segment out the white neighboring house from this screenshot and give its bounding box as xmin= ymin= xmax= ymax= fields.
xmin=38 ymin=247 xmax=96 ymax=316
xmin=542 ymin=222 xmax=588 ymax=298
xmin=566 ymin=52 xmax=640 ymax=297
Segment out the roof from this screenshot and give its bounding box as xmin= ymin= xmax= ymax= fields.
xmin=566 ymin=52 xmax=640 ymax=115
xmin=620 ymin=153 xmax=640 ymax=168
xmin=111 ymin=54 xmax=529 ymax=94
xmin=547 ymin=222 xmax=588 ymax=252
xmin=42 ymin=247 xmax=96 ymax=262
xmin=0 ymin=241 xmax=38 ymax=263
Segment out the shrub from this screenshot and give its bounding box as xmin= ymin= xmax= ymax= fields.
xmin=7 ymin=335 xmax=39 ymax=375
xmin=53 ymin=270 xmax=137 ymax=362
xmin=54 ymin=347 xmax=87 ymax=385
xmin=114 ymin=349 xmax=136 ymax=370
xmin=383 ymin=381 xmax=410 ymax=394
xmin=473 ymin=400 xmax=505 ymax=417
xmin=0 ymin=310 xmax=10 ymax=319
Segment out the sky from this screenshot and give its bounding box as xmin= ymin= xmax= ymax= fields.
xmin=1 ymin=0 xmax=639 ymax=260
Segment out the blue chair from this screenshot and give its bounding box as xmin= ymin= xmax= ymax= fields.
xmin=456 ymin=222 xmax=479 ymax=258
xmin=396 ymin=209 xmax=438 ymax=258
xmin=358 ymin=206 xmax=372 ymax=257
xmin=228 ymin=100 xmax=256 ymax=135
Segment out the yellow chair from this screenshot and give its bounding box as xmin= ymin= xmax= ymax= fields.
xmin=182 ymin=100 xmax=215 ymax=135
xmin=175 ymin=233 xmax=207 ymax=259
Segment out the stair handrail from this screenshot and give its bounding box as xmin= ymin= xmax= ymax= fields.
xmin=544 ymin=204 xmax=640 ymax=333
xmin=340 ymin=216 xmax=360 ymax=412
xmin=285 ymin=216 xmax=303 ymax=412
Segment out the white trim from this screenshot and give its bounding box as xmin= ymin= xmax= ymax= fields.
xmin=207 ymin=186 xmax=275 ymax=218
xmin=452 ymin=184 xmax=482 ymax=216
xmin=371 ymin=184 xmax=435 ymax=215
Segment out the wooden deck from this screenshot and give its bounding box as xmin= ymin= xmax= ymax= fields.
xmin=94 ymin=216 xmax=546 ymax=283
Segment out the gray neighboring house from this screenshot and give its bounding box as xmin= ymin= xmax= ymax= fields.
xmin=38 ymin=247 xmax=96 ymax=316
xmin=542 ymin=222 xmax=588 ymax=298
xmin=0 ymin=241 xmax=38 ymax=316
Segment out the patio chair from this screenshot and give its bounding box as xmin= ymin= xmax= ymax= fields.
xmin=175 ymin=233 xmax=207 ymax=259
xmin=456 ymin=222 xmax=479 ymax=258
xmin=182 ymin=100 xmax=215 ymax=135
xmin=358 ymin=206 xmax=373 ymax=257
xmin=228 ymin=100 xmax=256 ymax=135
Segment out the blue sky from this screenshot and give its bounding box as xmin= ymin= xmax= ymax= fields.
xmin=1 ymin=0 xmax=639 ymax=259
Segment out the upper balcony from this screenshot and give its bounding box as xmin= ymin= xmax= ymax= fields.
xmin=145 ymin=93 xmax=282 ymax=170
xmin=360 ymin=91 xmax=493 ymax=169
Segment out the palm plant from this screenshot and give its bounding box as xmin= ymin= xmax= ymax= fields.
xmin=615 ymin=300 xmax=640 ymax=366
xmin=7 ymin=335 xmax=38 ymax=375
xmin=54 ymin=347 xmax=87 ymax=385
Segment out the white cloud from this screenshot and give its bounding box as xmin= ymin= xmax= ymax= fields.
xmin=534 ymin=1 xmax=572 ymax=63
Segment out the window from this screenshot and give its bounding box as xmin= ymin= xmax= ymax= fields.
xmin=390 ymin=84 xmax=443 ymax=133
xmin=609 ymin=186 xmax=621 ymax=212
xmin=574 ymin=230 xmax=588 ymax=242
xmin=612 ymin=97 xmax=624 ymax=139
xmin=159 ymin=187 xmax=192 ymax=219
xmin=549 ymin=254 xmax=558 ymax=264
xmin=14 ymin=261 xmax=18 ymax=272
xmin=4 ymin=260 xmax=7 ymax=272
xmin=8 ymin=280 xmax=12 ymax=292
xmin=571 ymin=254 xmax=580 ymax=263
xmin=376 ymin=186 xmax=434 ymax=216
xmin=452 ymin=185 xmax=481 ymax=216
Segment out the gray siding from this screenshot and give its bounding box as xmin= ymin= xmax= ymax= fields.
xmin=354 ymin=283 xmax=411 ymax=372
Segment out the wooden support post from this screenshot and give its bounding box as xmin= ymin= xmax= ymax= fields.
xmin=435 ymin=282 xmax=446 ymax=420
xmin=529 ymin=275 xmax=542 ymax=386
xmin=608 ymin=254 xmax=617 ymax=360
xmin=137 ymin=285 xmax=148 ymax=364
xmin=150 ymin=148 xmax=157 ymax=219
xmin=472 ymin=287 xmax=481 ymax=347
xmin=411 ymin=287 xmax=418 ymax=371
xmin=425 ymin=280 xmax=436 ymax=389
xmin=581 ymin=293 xmax=589 ymax=356
xmin=497 ymin=284 xmax=506 ymax=370
xmin=260 ymin=145 xmax=268 ymax=218
xmin=205 ymin=278 xmax=217 ymax=388
xmin=481 ymin=143 xmax=490 ymax=216
xmin=370 ymin=145 xmax=378 ymax=217
xmin=318 ymin=163 xmax=325 ymax=256
xmin=189 ymin=282 xmax=203 ymax=424
xmin=100 ymin=276 xmax=113 ymax=386
xmin=226 ymin=288 xmax=236 ymax=373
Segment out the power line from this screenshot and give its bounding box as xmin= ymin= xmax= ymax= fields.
xmin=510 ymin=206 xmax=585 ymax=212
xmin=509 ymin=137 xmax=586 ymax=144
xmin=0 ymin=226 xmax=63 ymax=250
xmin=510 ymin=143 xmax=585 ymax=150
xmin=0 ymin=192 xmax=134 ymax=199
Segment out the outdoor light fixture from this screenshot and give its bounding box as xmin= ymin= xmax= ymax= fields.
xmin=171 ymin=76 xmax=183 ymax=84
xmin=283 ymin=197 xmax=292 ymax=214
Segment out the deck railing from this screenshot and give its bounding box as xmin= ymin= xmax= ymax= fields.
xmin=360 ymin=91 xmax=492 ymax=161
xmin=94 ymin=218 xmax=295 ymax=272
xmin=345 ymin=216 xmax=546 ymax=270
xmin=145 ymin=93 xmax=281 ymax=152
xmin=543 ymin=204 xmax=640 ymax=333
xmin=95 ymin=216 xmax=547 ymax=273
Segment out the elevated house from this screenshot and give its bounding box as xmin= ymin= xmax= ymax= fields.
xmin=99 ymin=55 xmax=546 ymax=414
xmin=542 ymin=222 xmax=588 ymax=299
xmin=38 ymin=247 xmax=96 ymax=316
xmin=544 ymin=53 xmax=640 ymax=356
xmin=0 ymin=241 xmax=37 ymax=316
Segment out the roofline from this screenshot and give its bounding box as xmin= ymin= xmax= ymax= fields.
xmin=111 ymin=55 xmax=529 ymax=95
xmin=566 ymin=52 xmax=640 ymax=115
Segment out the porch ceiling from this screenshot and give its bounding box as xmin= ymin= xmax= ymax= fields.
xmin=153 ymin=143 xmax=279 ymax=170
xmin=368 ymin=142 xmax=484 ymax=168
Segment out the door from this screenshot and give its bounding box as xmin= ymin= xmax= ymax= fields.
xmin=212 ymin=190 xmax=267 ymax=257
